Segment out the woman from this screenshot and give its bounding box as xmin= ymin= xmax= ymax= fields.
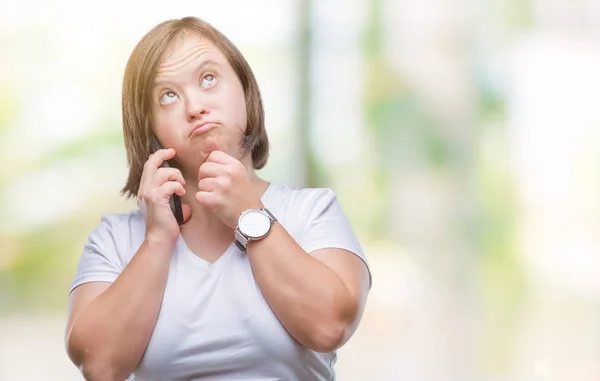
xmin=65 ymin=16 xmax=371 ymax=381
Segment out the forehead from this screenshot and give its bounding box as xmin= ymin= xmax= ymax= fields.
xmin=156 ymin=32 xmax=227 ymax=78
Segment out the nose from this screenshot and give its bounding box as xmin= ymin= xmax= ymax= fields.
xmin=185 ymin=90 xmax=209 ymax=121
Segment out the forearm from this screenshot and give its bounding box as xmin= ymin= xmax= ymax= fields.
xmin=246 ymin=223 xmax=357 ymax=352
xmin=67 ymin=237 xmax=172 ymax=380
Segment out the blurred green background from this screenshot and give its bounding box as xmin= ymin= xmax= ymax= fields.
xmin=1 ymin=0 xmax=600 ymax=380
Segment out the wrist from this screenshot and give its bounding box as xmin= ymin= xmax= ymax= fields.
xmin=237 ymin=200 xmax=265 ymax=218
xmin=234 ymin=207 xmax=277 ymax=251
xmin=144 ymin=232 xmax=176 ymax=251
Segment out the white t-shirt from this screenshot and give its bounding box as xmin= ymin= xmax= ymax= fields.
xmin=70 ymin=182 xmax=371 ymax=381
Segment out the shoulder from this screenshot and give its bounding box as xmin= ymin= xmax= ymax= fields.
xmin=266 ymin=182 xmax=337 ymax=212
xmin=85 ymin=209 xmax=145 ymax=248
xmin=92 ymin=209 xmax=144 ymax=232
xmin=71 ymin=210 xmax=143 ymax=292
xmin=80 ymin=209 xmax=145 ymax=265
xmin=266 ymin=182 xmax=348 ymax=231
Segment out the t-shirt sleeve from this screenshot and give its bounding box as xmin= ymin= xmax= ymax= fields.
xmin=70 ymin=214 xmax=125 ymax=294
xmin=297 ymin=189 xmax=372 ymax=288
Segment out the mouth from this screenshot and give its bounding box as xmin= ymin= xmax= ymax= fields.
xmin=190 ymin=122 xmax=218 ymax=137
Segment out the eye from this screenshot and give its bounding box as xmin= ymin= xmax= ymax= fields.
xmin=159 ymin=91 xmax=179 ymax=104
xmin=200 ymin=73 xmax=217 ymax=89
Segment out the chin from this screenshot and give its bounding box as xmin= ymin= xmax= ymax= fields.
xmin=188 ymin=135 xmax=218 ymax=158
xmin=204 ymin=141 xmax=221 ymax=153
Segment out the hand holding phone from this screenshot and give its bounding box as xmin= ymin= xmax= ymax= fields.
xmin=152 ymin=137 xmax=185 ymax=225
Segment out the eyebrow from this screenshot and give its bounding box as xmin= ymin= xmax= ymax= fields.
xmin=154 ymin=59 xmax=221 ymax=88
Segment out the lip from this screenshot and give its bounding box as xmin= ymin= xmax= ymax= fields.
xmin=190 ymin=122 xmax=218 ymax=137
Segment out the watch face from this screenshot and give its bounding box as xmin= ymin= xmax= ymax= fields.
xmin=239 ymin=210 xmax=271 ymax=238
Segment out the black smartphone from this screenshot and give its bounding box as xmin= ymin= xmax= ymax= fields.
xmin=152 ymin=137 xmax=185 ymax=225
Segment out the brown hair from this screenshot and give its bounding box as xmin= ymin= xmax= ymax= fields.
xmin=120 ymin=17 xmax=269 ymax=198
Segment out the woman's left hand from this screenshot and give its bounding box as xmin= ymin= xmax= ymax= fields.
xmin=195 ymin=150 xmax=263 ymax=229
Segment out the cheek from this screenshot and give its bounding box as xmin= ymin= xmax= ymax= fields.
xmin=228 ymin=90 xmax=247 ymax=131
xmin=152 ymin=114 xmax=170 ymax=136
xmin=218 ymin=80 xmax=248 ymax=131
xmin=153 ymin=107 xmax=180 ymax=134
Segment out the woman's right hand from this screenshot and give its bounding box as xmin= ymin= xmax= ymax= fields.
xmin=137 ymin=148 xmax=189 ymax=245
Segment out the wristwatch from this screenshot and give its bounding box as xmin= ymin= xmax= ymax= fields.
xmin=234 ymin=208 xmax=277 ymax=251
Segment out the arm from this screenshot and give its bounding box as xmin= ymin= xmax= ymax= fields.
xmin=65 ymin=237 xmax=172 ymax=381
xmin=194 ymin=151 xmax=371 ymax=353
xmin=66 ymin=147 xmax=188 ymax=380
xmin=246 ymin=222 xmax=370 ymax=353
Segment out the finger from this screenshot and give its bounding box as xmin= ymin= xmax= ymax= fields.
xmin=198 ymin=177 xmax=218 ymax=192
xmin=142 ymin=180 xmax=185 ymax=206
xmin=145 ymin=148 xmax=177 ymax=171
xmin=205 ymin=150 xmax=234 ymax=165
xmin=154 ymin=167 xmax=186 ymax=187
xmin=195 ymin=190 xmax=216 ymax=207
xmin=198 ymin=162 xmax=223 ymax=180
xmin=156 ymin=181 xmax=186 ymax=200
xmin=139 ymin=148 xmax=177 ymax=197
